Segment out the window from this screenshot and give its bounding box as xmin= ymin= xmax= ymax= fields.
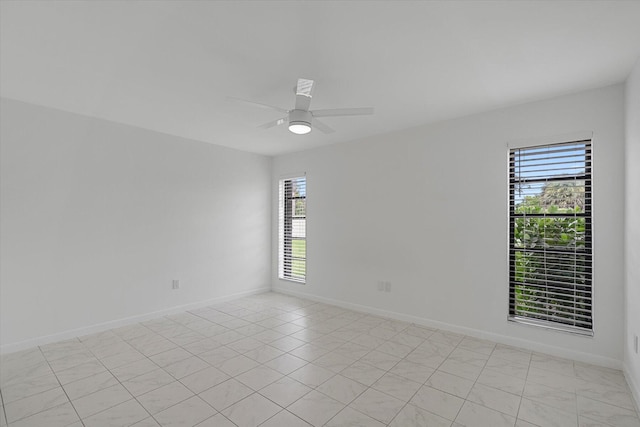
xmin=279 ymin=175 xmax=306 ymax=283
xmin=508 ymin=140 xmax=592 ymax=335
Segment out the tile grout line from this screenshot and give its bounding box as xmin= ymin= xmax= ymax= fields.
xmin=225 ymin=302 xmax=351 ymax=425
xmin=40 ymin=343 xmax=86 ymax=427
xmin=81 ymin=328 xmax=162 ymax=425
xmin=105 ymin=319 xmax=218 ymax=426
xmin=409 ymin=333 xmax=503 ymax=426
xmin=355 ymin=326 xmax=442 ymax=426
xmin=182 ymin=300 xmax=624 ymax=426
xmin=512 ymin=348 xmax=532 ymax=427
xmin=448 ymin=335 xmax=493 ymax=425
xmin=137 ymin=298 xmax=637 ymax=426
xmin=89 ymin=309 xmax=250 ymax=425
xmin=10 ymin=300 xmax=311 ymax=426
xmin=3 ymin=293 xmax=639 ymax=427
xmin=322 ymin=319 xmax=449 ymax=424
xmin=66 ymin=321 xmax=194 ymax=425
xmin=0 ymin=386 xmax=8 ymax=426
xmin=61 ymin=348 xmax=145 ymax=426
xmin=318 ymin=325 xmax=448 ymax=425
xmin=573 ymin=359 xmax=579 ymax=427
xmin=165 ymin=299 xmax=319 ymax=425
xmin=220 ymin=299 xmax=328 ymax=425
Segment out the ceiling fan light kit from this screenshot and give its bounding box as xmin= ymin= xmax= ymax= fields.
xmin=232 ymin=78 xmax=374 ymax=135
xmin=288 ymin=109 xmax=313 ymax=134
xmin=288 ymin=123 xmax=312 ymax=134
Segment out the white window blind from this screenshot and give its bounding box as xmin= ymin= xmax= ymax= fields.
xmin=508 ymin=140 xmax=593 ymax=335
xmin=279 ymin=176 xmax=306 ymax=283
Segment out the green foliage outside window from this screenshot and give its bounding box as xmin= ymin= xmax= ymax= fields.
xmin=512 ymin=182 xmax=590 ymax=325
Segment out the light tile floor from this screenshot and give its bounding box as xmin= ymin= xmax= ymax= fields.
xmin=1 ymin=292 xmax=639 ymax=427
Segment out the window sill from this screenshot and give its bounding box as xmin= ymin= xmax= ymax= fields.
xmin=279 ymin=277 xmax=306 ymax=284
xmin=508 ymin=316 xmax=593 ymax=337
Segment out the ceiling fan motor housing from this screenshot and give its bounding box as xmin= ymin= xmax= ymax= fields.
xmin=289 ymin=109 xmax=313 ymax=128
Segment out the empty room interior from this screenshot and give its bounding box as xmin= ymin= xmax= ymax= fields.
xmin=2 ymin=1 xmax=640 ymax=426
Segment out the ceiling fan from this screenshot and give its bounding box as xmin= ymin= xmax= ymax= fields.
xmin=231 ymin=78 xmax=374 ymax=135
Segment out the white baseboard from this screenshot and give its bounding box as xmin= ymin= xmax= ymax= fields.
xmin=0 ymin=286 xmax=271 ymax=355
xmin=624 ymin=364 xmax=640 ymax=414
xmin=273 ymin=286 xmax=622 ymax=370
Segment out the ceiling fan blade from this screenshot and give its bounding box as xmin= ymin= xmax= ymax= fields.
xmin=294 ymin=78 xmax=314 ymax=111
xmin=228 ymin=97 xmax=288 ymax=113
xmin=296 ymin=78 xmax=314 ymax=97
xmin=312 ymin=107 xmax=374 ymax=117
xmin=258 ymin=117 xmax=288 ymax=130
xmin=312 ymin=118 xmax=335 ymax=134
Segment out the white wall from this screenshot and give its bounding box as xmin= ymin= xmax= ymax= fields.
xmin=273 ymin=84 xmax=626 ymax=367
xmin=625 ymin=59 xmax=640 ymax=406
xmin=0 ymin=98 xmax=272 ymax=352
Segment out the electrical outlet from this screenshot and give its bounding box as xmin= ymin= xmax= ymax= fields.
xmin=384 ymin=281 xmax=391 ymax=292
xmin=172 ymin=280 xmax=180 ymax=290
xmin=377 ymin=281 xmax=384 ymax=291
xmin=635 ymin=335 xmax=638 ymax=354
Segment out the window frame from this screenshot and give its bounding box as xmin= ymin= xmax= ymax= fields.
xmin=507 ymin=138 xmax=593 ymax=336
xmin=278 ymin=174 xmax=306 ymax=283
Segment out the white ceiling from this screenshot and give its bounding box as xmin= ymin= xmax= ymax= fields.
xmin=2 ymin=1 xmax=640 ymax=156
